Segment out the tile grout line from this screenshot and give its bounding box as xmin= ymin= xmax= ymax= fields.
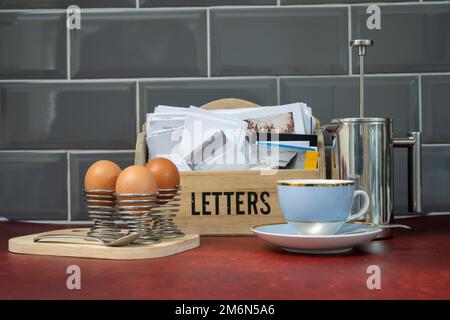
xmin=0 ymin=76 xmax=277 ymax=83
xmin=2 ymin=72 xmax=450 ymax=83
xmin=206 ymin=8 xmax=211 ymax=78
xmin=279 ymin=72 xmax=450 ymax=78
xmin=423 ymin=143 xmax=450 ymax=147
xmin=348 ymin=6 xmax=352 ymax=75
xmin=136 ymin=80 xmax=141 ymax=135
xmin=418 ymin=74 xmax=423 ymax=132
xmin=66 ymin=152 xmax=71 ymax=221
xmin=66 ymin=17 xmax=71 ymax=80
xmin=0 ymin=2 xmax=448 ymax=13
xmin=276 ymin=77 xmax=281 ymax=105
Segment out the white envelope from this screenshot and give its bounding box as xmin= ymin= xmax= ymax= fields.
xmin=179 ymin=107 xmax=248 ymax=161
xmin=156 ymin=104 xmax=314 ymax=133
xmin=300 ymin=103 xmax=314 ymax=134
xmin=154 ymin=105 xmax=191 ymax=114
xmin=211 ymin=107 xmax=259 ymax=115
xmin=146 ymin=113 xmax=186 ymax=134
xmin=146 ymin=127 xmax=183 ymax=161
xmin=193 ymin=142 xmax=253 ymax=171
xmin=212 ymin=103 xmax=307 ymax=134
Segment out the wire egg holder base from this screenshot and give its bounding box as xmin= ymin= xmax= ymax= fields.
xmin=84 ymin=189 xmax=123 ymax=240
xmin=151 ymin=186 xmax=184 ymax=239
xmin=115 ymin=193 xmax=161 ymax=245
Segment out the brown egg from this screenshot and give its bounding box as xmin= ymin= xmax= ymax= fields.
xmin=116 ymin=165 xmax=157 ymax=196
xmin=145 ymin=157 xmax=180 ymax=203
xmin=84 ymin=160 xmax=121 ymax=191
xmin=84 ymin=160 xmax=121 ymax=208
xmin=116 ymin=165 xmax=158 ymax=213
xmin=145 ymin=158 xmax=180 ymax=189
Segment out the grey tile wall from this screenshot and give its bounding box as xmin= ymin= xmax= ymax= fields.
xmin=0 ymin=82 xmax=137 ymax=149
xmin=70 ymin=11 xmax=207 ymax=78
xmin=422 ymin=75 xmax=450 ymax=144
xmin=139 ymin=78 xmax=277 ymax=118
xmin=0 ymin=0 xmax=136 ymax=8
xmin=141 ymin=0 xmax=276 ymax=6
xmin=352 ymin=4 xmax=450 ymax=74
xmin=210 ymin=7 xmax=349 ymax=76
xmin=0 ymin=12 xmax=66 ymax=79
xmin=394 ymin=146 xmax=450 ymax=214
xmin=422 ymin=146 xmax=450 ymax=212
xmin=393 ymin=148 xmax=409 ymax=214
xmin=280 ymin=76 xmax=420 ymax=137
xmin=69 ymin=152 xmax=134 ymax=220
xmin=0 ymin=152 xmax=67 ymax=219
xmin=1 ymin=1 xmax=449 ymax=220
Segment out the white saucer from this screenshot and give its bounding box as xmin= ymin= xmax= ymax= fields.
xmin=251 ymin=223 xmax=383 ymax=255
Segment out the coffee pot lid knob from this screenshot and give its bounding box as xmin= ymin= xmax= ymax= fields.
xmin=350 ymin=39 xmax=373 ymax=56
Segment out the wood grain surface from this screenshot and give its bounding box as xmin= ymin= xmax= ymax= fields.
xmin=9 ymin=228 xmax=199 ymax=260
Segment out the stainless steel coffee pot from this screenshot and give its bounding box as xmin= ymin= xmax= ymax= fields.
xmin=324 ymin=118 xmax=422 ymax=239
xmin=323 ymin=40 xmax=422 ymax=239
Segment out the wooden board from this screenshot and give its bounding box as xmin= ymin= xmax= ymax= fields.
xmin=9 ymin=228 xmax=200 ymax=260
xmin=134 ymin=98 xmax=326 ymax=235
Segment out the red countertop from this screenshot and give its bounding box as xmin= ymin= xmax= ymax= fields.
xmin=0 ymin=215 xmax=449 ymax=300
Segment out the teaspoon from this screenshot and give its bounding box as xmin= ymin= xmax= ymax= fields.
xmin=33 ymin=233 xmax=139 ymax=247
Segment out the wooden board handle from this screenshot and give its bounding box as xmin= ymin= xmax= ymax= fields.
xmin=200 ymin=98 xmax=258 ymax=110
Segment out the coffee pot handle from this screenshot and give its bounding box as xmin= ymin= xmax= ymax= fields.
xmin=321 ymin=123 xmax=340 ymax=133
xmin=393 ymin=132 xmax=422 ymax=213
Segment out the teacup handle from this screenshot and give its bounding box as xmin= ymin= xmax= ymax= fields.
xmin=346 ymin=190 xmax=370 ymax=222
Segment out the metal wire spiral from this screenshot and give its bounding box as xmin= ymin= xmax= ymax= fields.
xmin=151 ymin=186 xmax=184 ymax=238
xmin=84 ymin=189 xmax=123 ymax=239
xmin=115 ymin=193 xmax=161 ymax=244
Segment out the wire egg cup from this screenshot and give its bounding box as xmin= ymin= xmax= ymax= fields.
xmin=115 ymin=193 xmax=161 ymax=244
xmin=151 ymin=186 xmax=184 ymax=239
xmin=84 ymin=189 xmax=122 ymax=240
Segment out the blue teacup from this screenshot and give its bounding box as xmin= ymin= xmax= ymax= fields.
xmin=276 ymin=179 xmax=370 ymax=235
